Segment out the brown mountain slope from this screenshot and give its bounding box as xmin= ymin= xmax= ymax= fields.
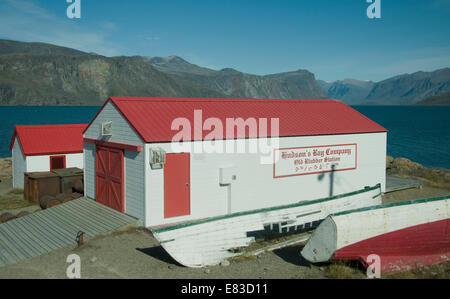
xmin=0 ymin=53 xmax=226 ymax=105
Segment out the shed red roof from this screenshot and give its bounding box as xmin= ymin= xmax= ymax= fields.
xmin=86 ymin=97 xmax=387 ymax=143
xmin=10 ymin=124 xmax=88 ymax=156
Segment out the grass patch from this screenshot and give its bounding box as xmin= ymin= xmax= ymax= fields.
xmin=8 ymin=188 xmax=25 ymax=195
xmin=326 ymin=261 xmax=450 ymax=279
xmin=231 ymin=254 xmax=257 ymax=263
xmin=0 ymin=189 xmax=37 ymax=211
xmin=326 ymin=262 xmax=366 ymax=279
xmin=386 ymin=261 xmax=450 ymax=279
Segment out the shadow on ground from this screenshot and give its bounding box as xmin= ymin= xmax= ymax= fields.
xmin=137 ymin=246 xmax=181 ymax=266
xmin=272 ymin=245 xmax=311 ymax=267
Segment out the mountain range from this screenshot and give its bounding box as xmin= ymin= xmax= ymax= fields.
xmin=143 ymin=56 xmax=327 ymax=99
xmin=317 ymin=79 xmax=375 ymax=105
xmin=415 ymin=92 xmax=450 ymax=105
xmin=0 ymin=39 xmax=449 ymax=105
xmin=318 ymin=68 xmax=450 ymax=105
xmin=0 ymin=40 xmax=224 ymax=105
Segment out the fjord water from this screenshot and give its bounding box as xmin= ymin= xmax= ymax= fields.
xmin=353 ymin=105 xmax=450 ymax=169
xmin=0 ymin=105 xmax=449 ymax=169
xmin=0 ymin=106 xmax=99 ymax=156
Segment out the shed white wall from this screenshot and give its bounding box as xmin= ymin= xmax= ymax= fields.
xmin=83 ymin=101 xmax=145 ymax=221
xmin=26 ymin=153 xmax=84 ymax=173
xmin=12 ymin=137 xmax=84 ymax=189
xmin=84 ymin=142 xmax=96 ymax=199
xmin=12 ymin=137 xmax=26 ymax=189
xmin=145 ymin=132 xmax=386 ymax=227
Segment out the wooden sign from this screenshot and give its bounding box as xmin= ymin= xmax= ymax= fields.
xmin=273 ymin=144 xmax=357 ymax=178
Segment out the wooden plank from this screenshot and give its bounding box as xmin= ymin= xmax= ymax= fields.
xmin=385 ymin=176 xmax=422 ymax=193
xmin=77 ymin=197 xmax=139 ymax=224
xmin=26 ymin=213 xmax=73 ymax=247
xmin=0 ymin=197 xmax=139 ymax=268
xmin=54 ymin=203 xmax=113 ymax=234
xmin=249 ymin=234 xmax=310 ymax=256
xmin=66 ymin=199 xmax=133 ymax=229
xmin=17 ymin=215 xmax=66 ymax=249
xmin=3 ymin=221 xmax=51 ymax=256
xmin=5 ymin=220 xmax=54 ymax=254
xmin=30 ymin=211 xmax=78 ymax=244
xmin=55 ymin=200 xmax=133 ymax=236
xmin=43 ymin=208 xmax=102 ymax=238
xmin=0 ymin=223 xmax=37 ymax=258
xmin=0 ymin=236 xmax=20 ymax=265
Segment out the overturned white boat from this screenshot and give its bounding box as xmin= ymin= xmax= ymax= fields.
xmin=301 ymin=195 xmax=450 ymax=274
xmin=149 ymin=184 xmax=383 ymax=268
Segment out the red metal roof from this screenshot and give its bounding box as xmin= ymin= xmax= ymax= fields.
xmin=10 ymin=124 xmax=88 ymax=156
xmin=86 ymin=97 xmax=387 ymax=143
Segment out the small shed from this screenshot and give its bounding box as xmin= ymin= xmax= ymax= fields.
xmin=10 ymin=124 xmax=87 ymax=189
xmin=83 ymin=97 xmax=387 ymax=227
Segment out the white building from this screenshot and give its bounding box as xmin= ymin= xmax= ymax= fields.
xmin=10 ymin=124 xmax=86 ymax=189
xmin=83 ymin=97 xmax=387 ymax=227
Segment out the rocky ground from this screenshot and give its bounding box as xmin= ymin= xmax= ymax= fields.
xmin=0 ymin=157 xmax=448 ymax=279
xmin=386 ymin=155 xmax=450 ymax=190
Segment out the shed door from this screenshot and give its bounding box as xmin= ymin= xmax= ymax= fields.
xmin=96 ymin=146 xmax=124 ymax=213
xmin=164 ymin=153 xmax=190 ymax=218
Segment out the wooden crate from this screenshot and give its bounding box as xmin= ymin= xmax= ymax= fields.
xmin=51 ymin=168 xmax=84 ymax=194
xmin=24 ymin=172 xmax=60 ymax=203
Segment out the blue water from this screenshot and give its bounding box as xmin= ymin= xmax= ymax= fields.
xmin=0 ymin=106 xmax=99 ymax=156
xmin=0 ymin=106 xmax=449 ymax=169
xmin=353 ymin=106 xmax=450 ymax=169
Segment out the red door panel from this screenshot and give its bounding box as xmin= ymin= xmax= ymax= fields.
xmin=164 ymin=153 xmax=191 ymax=218
xmin=50 ymin=155 xmax=66 ymax=171
xmin=96 ymin=146 xmax=124 ymax=213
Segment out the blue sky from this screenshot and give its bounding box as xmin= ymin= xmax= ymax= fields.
xmin=0 ymin=0 xmax=449 ymax=82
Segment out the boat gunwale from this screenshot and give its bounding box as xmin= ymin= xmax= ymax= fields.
xmin=331 ymin=194 xmax=450 ymax=217
xmin=150 ymin=183 xmax=382 ymax=234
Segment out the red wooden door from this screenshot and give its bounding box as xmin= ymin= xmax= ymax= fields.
xmin=96 ymin=146 xmax=124 ymax=213
xmin=164 ymin=153 xmax=191 ymax=218
xmin=50 ymin=155 xmax=66 ymax=171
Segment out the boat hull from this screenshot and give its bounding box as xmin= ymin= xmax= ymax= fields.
xmin=150 ymin=184 xmax=382 ymax=268
xmin=335 ymin=218 xmax=450 ymax=273
xmin=301 ymin=196 xmax=450 ymax=274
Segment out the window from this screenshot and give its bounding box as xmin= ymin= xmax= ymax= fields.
xmin=50 ymin=155 xmax=66 ymax=170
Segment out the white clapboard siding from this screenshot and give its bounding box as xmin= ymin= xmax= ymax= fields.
xmin=12 ymin=137 xmax=26 ymax=189
xmin=83 ymin=101 xmax=145 ymax=221
xmin=150 ymin=184 xmax=382 ymax=268
xmin=13 ymin=137 xmax=84 ymax=189
xmin=26 ymin=153 xmax=83 ymax=173
xmin=84 ymin=101 xmax=142 ymax=145
xmin=84 ymin=142 xmax=96 ymax=199
xmin=125 ymin=150 xmax=145 ymax=221
xmin=145 ymin=132 xmax=386 ymax=227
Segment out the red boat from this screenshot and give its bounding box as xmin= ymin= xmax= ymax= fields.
xmin=301 ymin=196 xmax=450 ymax=274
